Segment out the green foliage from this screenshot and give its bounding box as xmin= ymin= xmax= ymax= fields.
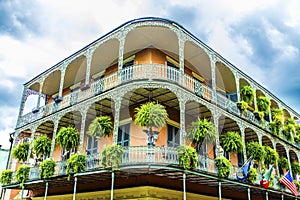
xmin=247 ymin=166 xmax=258 ymax=184
xmin=269 ymin=122 xmax=282 ymax=136
xmin=240 ymin=85 xmax=255 ymax=105
xmin=278 ymin=157 xmax=289 ymax=171
xmin=177 ymin=145 xmax=198 ymax=170
xmin=294 ymin=180 xmax=300 ymax=191
xmin=237 ymin=101 xmax=249 ymax=112
xmin=88 ymin=116 xmax=113 ymax=138
xmin=257 ymin=96 xmax=271 ymax=114
xmin=220 ymin=131 xmax=244 ymax=153
xmin=295 ymin=125 xmax=300 ymax=144
xmin=186 ymin=118 xmax=217 ymax=147
xmin=254 ymin=110 xmax=265 ymax=121
xmin=101 ymin=144 xmax=123 ymax=169
xmin=264 ymin=146 xmax=279 ymax=165
xmin=271 ymin=108 xmax=284 ymax=125
xmin=0 ymin=169 xmax=13 ymax=185
xmin=56 ymin=126 xmax=79 ymax=150
xmin=16 ymin=165 xmax=30 ymax=187
xmin=246 ymin=142 xmax=265 ymax=162
xmin=12 ymin=142 xmax=30 ymax=163
xmin=33 ymin=134 xmax=51 ymax=158
xmin=215 ymin=157 xmax=231 ymax=178
xmin=66 ymin=153 xmax=86 ymax=180
xmin=291 ymin=162 xmax=300 ymax=176
xmin=40 ymin=158 xmax=56 ymax=179
xmin=283 ymin=118 xmax=296 ymax=142
xmin=134 ymin=102 xmax=168 ymax=129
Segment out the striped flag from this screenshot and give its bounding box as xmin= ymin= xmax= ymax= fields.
xmin=280 ymin=171 xmax=298 ymax=197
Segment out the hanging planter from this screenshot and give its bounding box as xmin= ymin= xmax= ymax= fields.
xmin=257 ymin=96 xmax=271 ymax=115
xmin=0 ymin=169 xmax=13 ymax=185
xmin=291 ymin=162 xmax=300 ymax=176
xmin=215 ymin=157 xmax=231 ymax=178
xmin=246 ymin=142 xmax=265 ymax=163
xmin=253 ymin=110 xmax=264 ymax=121
xmin=33 ymin=134 xmax=52 ymax=160
xmin=219 ymin=131 xmax=244 ymax=153
xmin=240 ymin=85 xmax=255 ymax=105
xmin=16 ymin=165 xmax=30 ymax=187
xmin=263 ymin=146 xmax=279 ymax=166
xmin=56 ymin=126 xmax=79 ymax=151
xmin=278 ymin=157 xmax=289 ymax=173
xmin=177 ymin=145 xmax=198 ymax=170
xmin=88 ymin=116 xmax=113 ymax=138
xmin=101 ymin=144 xmax=123 ymax=170
xmin=12 ymin=142 xmax=30 ymax=163
xmin=40 ymin=158 xmax=56 ymax=179
xmin=236 ymin=101 xmax=248 ymax=113
xmin=186 ymin=117 xmax=217 ymax=147
xmin=134 ymin=102 xmax=168 ymax=146
xmin=66 ymin=153 xmax=86 ymax=180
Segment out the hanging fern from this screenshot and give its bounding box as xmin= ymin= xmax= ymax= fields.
xmin=257 ymin=96 xmax=271 ymax=114
xmin=240 ymin=85 xmax=255 ymax=105
xmin=12 ymin=142 xmax=30 ymax=163
xmin=291 ymin=162 xmax=300 ymax=176
xmin=56 ymin=126 xmax=79 ymax=150
xmin=66 ymin=153 xmax=86 ymax=180
xmin=177 ymin=145 xmax=198 ymax=170
xmin=134 ymin=102 xmax=168 ymax=129
xmin=271 ymin=108 xmax=284 ymax=125
xmin=16 ymin=165 xmax=30 ymax=187
xmin=186 ymin=118 xmax=217 ymax=147
xmin=246 ymin=142 xmax=265 ymax=162
xmin=269 ymin=122 xmax=282 ymax=136
xmin=220 ymin=131 xmax=244 ymax=153
xmin=264 ymin=146 xmax=279 ymax=165
xmin=101 ymin=144 xmax=123 ymax=170
xmin=0 ymin=169 xmax=13 ymax=185
xmin=215 ymin=157 xmax=231 ymax=178
xmin=236 ymin=101 xmax=249 ymax=112
xmin=40 ymin=158 xmax=56 ymax=179
xmin=88 ymin=116 xmax=113 ymax=138
xmin=33 ymin=134 xmax=51 ymax=158
xmin=278 ymin=157 xmax=289 ymax=171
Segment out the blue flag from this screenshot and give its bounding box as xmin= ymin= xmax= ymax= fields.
xmin=236 ymin=159 xmax=251 ymax=182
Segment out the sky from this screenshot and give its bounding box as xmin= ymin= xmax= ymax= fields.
xmin=1 ymin=0 xmax=300 ymax=149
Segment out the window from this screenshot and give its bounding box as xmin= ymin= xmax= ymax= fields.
xmin=167 ymin=124 xmax=180 ymax=147
xmin=117 ymin=124 xmax=130 ymax=147
xmin=86 ymin=135 xmax=98 ymax=155
xmin=238 ymin=152 xmax=244 ymax=167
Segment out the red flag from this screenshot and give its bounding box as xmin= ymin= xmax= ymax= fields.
xmin=260 ymin=165 xmax=273 ymax=189
xmin=280 ymin=171 xmax=298 ymax=197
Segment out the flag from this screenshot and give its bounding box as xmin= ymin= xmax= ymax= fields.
xmin=260 ymin=165 xmax=273 ymax=189
xmin=236 ymin=158 xmax=251 ymax=182
xmin=280 ymin=171 xmax=298 ymax=197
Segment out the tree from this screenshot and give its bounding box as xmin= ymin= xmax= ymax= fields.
xmin=186 ymin=118 xmax=217 ymax=147
xmin=88 ymin=116 xmax=113 ymax=138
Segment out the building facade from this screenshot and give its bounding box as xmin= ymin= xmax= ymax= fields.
xmin=2 ymin=17 xmax=300 ymax=200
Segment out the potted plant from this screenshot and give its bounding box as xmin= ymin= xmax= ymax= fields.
xmin=88 ymin=115 xmax=113 ymax=138
xmin=66 ymin=153 xmax=86 ymax=180
xmin=33 ymin=134 xmax=52 ymax=161
xmin=134 ymin=102 xmax=168 ymax=146
xmin=256 ymin=96 xmax=271 ymax=116
xmin=177 ymin=145 xmax=198 ymax=170
xmin=215 ymin=157 xmax=231 ymax=178
xmin=263 ymin=146 xmax=279 ymax=166
xmin=269 ymin=108 xmax=284 ymax=137
xmin=219 ymin=131 xmax=244 ymax=153
xmin=278 ymin=157 xmax=289 ymax=174
xmin=291 ymin=162 xmax=300 ymax=177
xmin=40 ymin=158 xmax=56 ymax=179
xmin=101 ymin=144 xmax=123 ymax=169
xmin=253 ymin=110 xmax=264 ymax=121
xmin=246 ymin=142 xmax=265 ymax=163
xmin=246 ymin=166 xmax=258 ymax=184
xmin=56 ymin=126 xmax=79 ymax=159
xmin=240 ymin=85 xmax=255 ymax=105
xmin=16 ymin=165 xmax=30 ymax=187
xmin=236 ymin=101 xmax=249 ymax=113
xmin=0 ymin=169 xmax=13 ymax=185
xmin=12 ymin=142 xmax=30 ymax=163
xmin=186 ymin=117 xmax=217 ymax=148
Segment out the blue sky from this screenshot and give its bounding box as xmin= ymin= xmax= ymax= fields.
xmin=1 ymin=0 xmax=300 ymax=148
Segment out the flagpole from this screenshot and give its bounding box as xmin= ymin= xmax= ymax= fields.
xmin=247 ymin=187 xmax=250 ymax=200
xmin=218 ymin=181 xmax=222 ymax=200
xmin=265 ymin=191 xmax=268 ymax=200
